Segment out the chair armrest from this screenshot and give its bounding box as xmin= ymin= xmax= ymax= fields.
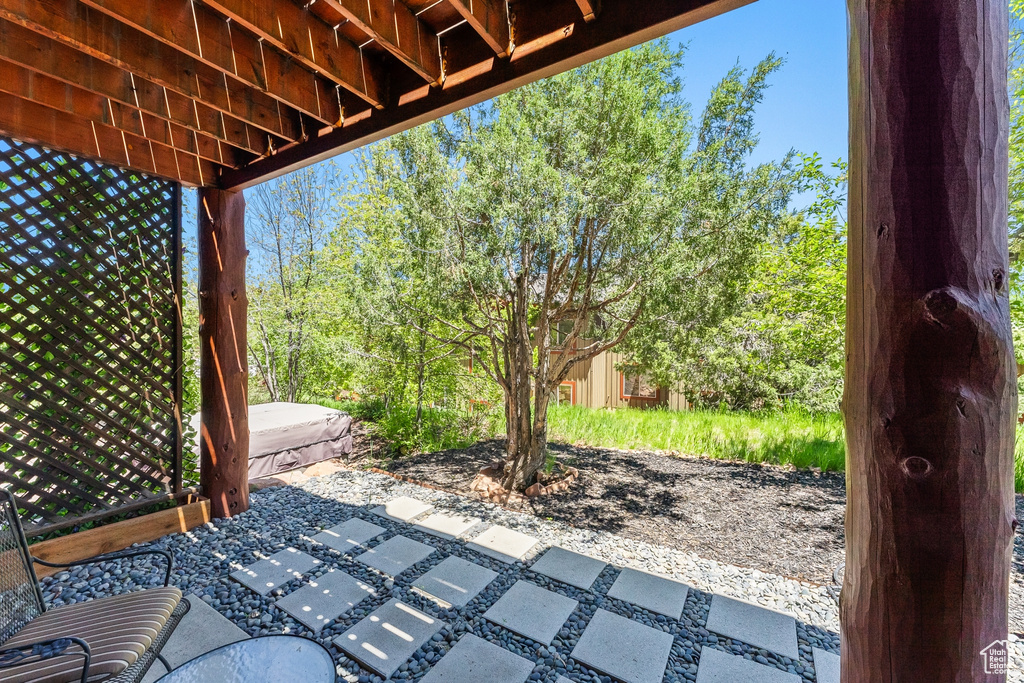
xmin=33 ymin=548 xmax=174 ymax=587
xmin=0 ymin=637 xmax=91 ymax=683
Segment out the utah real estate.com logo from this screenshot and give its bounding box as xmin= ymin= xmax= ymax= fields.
xmin=981 ymin=640 xmax=1009 ymax=676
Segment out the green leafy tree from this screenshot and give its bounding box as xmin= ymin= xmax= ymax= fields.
xmin=679 ymin=157 xmax=847 ymax=411
xmin=350 ymin=41 xmax=797 ymax=489
xmin=247 ymin=164 xmax=344 ymax=403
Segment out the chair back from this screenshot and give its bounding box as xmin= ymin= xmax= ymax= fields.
xmin=0 ymin=488 xmax=44 ymax=644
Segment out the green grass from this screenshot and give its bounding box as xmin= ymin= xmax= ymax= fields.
xmin=548 ymin=404 xmax=846 ymax=471
xmin=550 ymin=404 xmax=1024 ymax=492
xmin=314 ymin=397 xmax=502 ymax=456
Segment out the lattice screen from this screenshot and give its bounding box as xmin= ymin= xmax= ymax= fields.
xmin=0 ymin=136 xmax=185 ymax=534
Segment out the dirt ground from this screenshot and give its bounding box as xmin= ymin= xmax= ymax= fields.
xmin=381 ymin=438 xmax=847 ymax=584
xmin=366 ymin=433 xmax=1024 ymax=632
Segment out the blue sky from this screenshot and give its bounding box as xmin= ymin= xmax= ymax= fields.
xmin=668 ymin=0 xmax=848 ymax=171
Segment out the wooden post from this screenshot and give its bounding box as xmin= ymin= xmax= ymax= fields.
xmin=198 ymin=187 xmax=249 ymax=518
xmin=844 ymin=1 xmax=1015 ymax=680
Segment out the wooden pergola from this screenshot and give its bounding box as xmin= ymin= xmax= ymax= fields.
xmin=0 ymin=0 xmax=1015 ymax=679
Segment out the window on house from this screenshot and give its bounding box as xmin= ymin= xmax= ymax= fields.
xmin=556 ymin=381 xmax=575 ymax=405
xmin=622 ymin=371 xmax=658 ymax=400
xmin=550 ymin=321 xmax=576 ymax=349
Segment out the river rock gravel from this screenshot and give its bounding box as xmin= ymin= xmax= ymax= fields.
xmin=34 ymin=468 xmax=1023 ymax=681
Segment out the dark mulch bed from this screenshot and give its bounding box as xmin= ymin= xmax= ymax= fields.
xmin=376 ymin=436 xmax=1024 ymax=632
xmin=381 ymin=439 xmax=847 ymax=584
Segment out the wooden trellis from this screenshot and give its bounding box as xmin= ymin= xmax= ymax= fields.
xmin=0 ymin=136 xmax=185 ymax=535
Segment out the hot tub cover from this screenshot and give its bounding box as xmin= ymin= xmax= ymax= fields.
xmin=190 ymin=402 xmax=353 ymax=479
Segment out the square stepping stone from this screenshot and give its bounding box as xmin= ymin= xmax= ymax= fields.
xmin=420 ymin=633 xmax=535 ymax=683
xmin=276 ymin=570 xmax=376 ymax=632
xmin=311 ymin=518 xmax=385 ymax=554
xmin=695 ymin=647 xmax=801 ymax=683
xmin=467 ymin=526 xmax=538 ymax=563
xmin=706 ymin=594 xmax=799 ymax=660
xmin=812 ymin=648 xmax=840 ymax=683
xmin=483 ymin=580 xmax=577 ymax=645
xmin=230 ymin=548 xmax=320 ymax=596
xmin=530 ymin=547 xmax=606 ymax=591
xmin=412 ymin=556 xmax=498 ymax=608
xmin=570 ymin=609 xmax=673 ymax=683
xmin=335 ymin=598 xmax=447 ymax=678
xmin=371 ymin=496 xmax=433 ymax=522
xmin=606 ymin=567 xmax=689 ymax=619
xmin=413 ymin=512 xmax=481 ymax=540
xmin=355 ymin=535 xmax=435 ymax=576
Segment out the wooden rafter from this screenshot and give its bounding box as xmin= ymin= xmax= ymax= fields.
xmin=0 ymin=60 xmax=249 ymax=168
xmin=0 ymin=90 xmax=215 ymax=186
xmin=222 ymin=0 xmax=752 ymax=189
xmin=314 ymin=0 xmax=444 ymax=85
xmin=448 ymin=0 xmax=511 ymax=56
xmin=78 ymin=0 xmax=350 ymax=123
xmin=0 ymin=19 xmax=273 ymax=157
xmin=200 ymin=0 xmax=385 ymax=109
xmin=0 ymin=0 xmax=305 ymax=141
xmin=573 ymin=0 xmax=600 ymax=22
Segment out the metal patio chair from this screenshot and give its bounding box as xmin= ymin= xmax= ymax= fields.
xmin=0 ymin=488 xmax=189 ymax=683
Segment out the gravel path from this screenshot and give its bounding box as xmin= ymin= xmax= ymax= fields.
xmin=39 ymin=470 xmax=846 ymax=683
xmin=384 ymin=439 xmax=1024 ymax=636
xmin=34 ymin=467 xmax=1024 ymax=679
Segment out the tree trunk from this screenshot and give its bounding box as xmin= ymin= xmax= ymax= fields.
xmin=843 ymin=1 xmax=1015 ymax=680
xmin=198 ymin=188 xmax=250 ymax=519
xmin=416 ymin=328 xmax=427 ymax=427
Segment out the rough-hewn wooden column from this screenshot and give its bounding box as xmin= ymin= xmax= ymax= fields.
xmin=843 ymin=1 xmax=1015 ymax=680
xmin=198 ymin=188 xmax=249 ymax=518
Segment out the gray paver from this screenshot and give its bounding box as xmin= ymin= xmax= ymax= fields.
xmin=530 ymin=546 xmax=606 ymax=590
xmin=371 ymin=496 xmax=433 ymax=522
xmin=420 ymin=634 xmax=535 ymax=683
xmin=706 ymin=594 xmax=799 ymax=660
xmin=606 ymin=567 xmax=689 ymax=619
xmin=335 ymin=598 xmax=447 ymax=678
xmin=230 ymin=547 xmax=320 ymax=595
xmin=695 ymin=647 xmax=801 ymax=683
xmin=311 ymin=518 xmax=385 ymax=554
xmin=555 ymin=678 xmax=573 ymax=683
xmin=812 ymin=648 xmax=840 ymax=683
xmin=355 ymin=534 xmax=435 ymax=576
xmin=467 ymin=525 xmax=538 ymax=563
xmin=570 ymin=609 xmax=673 ymax=683
xmin=411 ymin=556 xmax=498 ymax=608
xmin=275 ymin=570 xmax=376 ymax=632
xmin=140 ymin=596 xmax=248 ymax=682
xmin=483 ymin=580 xmax=577 ymax=645
xmin=413 ymin=512 xmax=482 ymax=540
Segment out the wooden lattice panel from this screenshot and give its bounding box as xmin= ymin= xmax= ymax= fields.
xmin=0 ymin=136 xmax=184 ymax=533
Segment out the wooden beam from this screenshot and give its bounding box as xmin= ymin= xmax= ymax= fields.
xmin=0 ymin=90 xmax=215 ymax=186
xmin=30 ymin=498 xmax=211 ymax=578
xmin=78 ymin=0 xmax=348 ymax=123
xmin=0 ymin=60 xmax=249 ymax=168
xmin=316 ymin=0 xmax=443 ymax=85
xmin=448 ymin=0 xmax=511 ymax=55
xmin=843 ymin=1 xmax=1014 ymax=680
xmin=198 ymin=187 xmax=249 ymax=518
xmin=573 ymin=0 xmax=599 ymax=22
xmin=199 ymin=0 xmax=385 ymax=108
xmin=0 ymin=0 xmax=305 ymax=141
xmin=0 ymin=19 xmax=272 ymax=157
xmin=221 ymin=0 xmax=752 ymax=189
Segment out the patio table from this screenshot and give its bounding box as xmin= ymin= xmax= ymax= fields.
xmin=155 ymin=635 xmax=335 ymax=683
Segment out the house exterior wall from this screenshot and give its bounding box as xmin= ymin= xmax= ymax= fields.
xmin=465 ymin=347 xmax=690 ymax=412
xmin=554 ymin=348 xmax=688 ymax=411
